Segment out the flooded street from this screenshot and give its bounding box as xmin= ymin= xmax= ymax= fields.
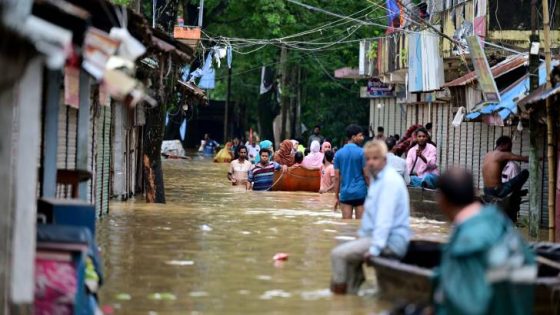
xmin=97 ymin=158 xmax=450 ymax=314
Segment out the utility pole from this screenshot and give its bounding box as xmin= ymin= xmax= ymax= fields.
xmin=528 ymin=0 xmax=541 ymax=238
xmin=541 ymin=0 xmax=555 ymax=241
xmin=296 ymin=66 xmax=302 ymax=137
xmin=280 ymin=45 xmax=289 ymax=141
xmin=198 ymin=0 xmax=204 ymax=27
xmin=152 ymin=0 xmax=156 ymax=28
xmin=224 ymin=65 xmax=232 ymax=142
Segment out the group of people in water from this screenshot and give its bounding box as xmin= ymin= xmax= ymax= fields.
xmin=217 ymin=120 xmax=528 ymax=209
xmin=209 ymin=121 xmax=535 ymax=314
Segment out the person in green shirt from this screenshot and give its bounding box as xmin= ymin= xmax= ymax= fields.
xmin=434 ymin=168 xmax=536 ymax=315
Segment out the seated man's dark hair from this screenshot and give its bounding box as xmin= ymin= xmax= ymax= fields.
xmin=438 ymin=168 xmax=476 ymax=207
xmin=385 ymin=136 xmax=397 ymax=151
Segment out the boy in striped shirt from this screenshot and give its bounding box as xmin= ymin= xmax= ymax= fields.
xmin=249 ymin=149 xmax=286 ymax=191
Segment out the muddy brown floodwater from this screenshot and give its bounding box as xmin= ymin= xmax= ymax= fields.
xmin=97 ymin=158 xmax=450 ymax=315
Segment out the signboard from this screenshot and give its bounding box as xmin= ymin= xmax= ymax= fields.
xmin=466 ymin=35 xmax=500 ymax=102
xmin=360 ymin=79 xmax=395 ymax=98
xmin=82 ymin=27 xmax=120 ymax=80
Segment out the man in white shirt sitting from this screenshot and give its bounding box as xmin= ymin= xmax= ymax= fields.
xmin=385 ymin=136 xmax=410 ymax=185
xmin=330 ymin=140 xmax=411 ymax=294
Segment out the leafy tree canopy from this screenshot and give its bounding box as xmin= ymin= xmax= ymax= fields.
xmin=118 ymin=0 xmax=387 ymax=144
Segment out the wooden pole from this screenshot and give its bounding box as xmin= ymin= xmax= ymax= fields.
xmin=541 ymin=0 xmax=555 ymax=241
xmin=280 ymin=45 xmax=289 ymax=141
xmin=528 ymin=0 xmax=541 ymax=238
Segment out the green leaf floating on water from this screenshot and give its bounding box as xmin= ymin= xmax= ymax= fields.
xmin=148 ymin=293 xmax=177 ymax=301
xmin=115 ymin=293 xmax=132 ymax=300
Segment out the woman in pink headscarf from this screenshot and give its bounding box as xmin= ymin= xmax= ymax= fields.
xmin=321 ymin=141 xmax=332 ymax=152
xmin=302 ymin=140 xmax=323 ymax=169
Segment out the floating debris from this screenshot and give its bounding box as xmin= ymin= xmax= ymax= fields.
xmin=259 ymin=290 xmax=292 ymax=300
xmin=335 ymin=236 xmax=356 ymax=241
xmin=148 ymin=292 xmax=177 ymax=301
xmin=300 ymin=289 xmax=331 ymax=300
xmin=273 ymin=253 xmax=289 ymax=261
xmin=115 ymin=293 xmax=131 ymax=301
xmin=256 ymin=275 xmax=272 ymax=281
xmin=166 ymin=260 xmax=194 ymax=266
xmin=200 ymin=224 xmax=213 ymax=232
xmin=189 ymin=291 xmax=209 ymax=297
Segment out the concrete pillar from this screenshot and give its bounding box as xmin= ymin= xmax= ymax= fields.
xmin=11 ymin=57 xmax=43 ymax=307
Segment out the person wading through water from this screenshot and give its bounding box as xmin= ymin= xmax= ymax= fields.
xmin=248 ymin=149 xmax=287 ymax=191
xmin=333 ymin=124 xmax=369 ymax=219
xmin=227 ymin=145 xmax=252 ymax=190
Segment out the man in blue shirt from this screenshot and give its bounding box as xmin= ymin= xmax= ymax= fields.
xmin=334 ymin=124 xmax=369 ymax=219
xmin=331 ymin=140 xmax=411 ymax=294
xmin=203 ymin=133 xmax=220 ymax=156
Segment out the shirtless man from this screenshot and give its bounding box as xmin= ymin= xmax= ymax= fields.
xmin=482 ymin=136 xmax=529 ymax=198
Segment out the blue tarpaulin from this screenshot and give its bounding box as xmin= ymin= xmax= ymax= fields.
xmin=465 ymin=61 xmax=558 ymax=121
xmin=386 ymin=0 xmax=400 ymax=25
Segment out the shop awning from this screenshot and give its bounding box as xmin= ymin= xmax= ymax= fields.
xmin=517 ymin=84 xmax=560 ymax=108
xmin=443 ymin=55 xmax=527 ymax=88
xmin=465 ymin=61 xmax=557 ymax=121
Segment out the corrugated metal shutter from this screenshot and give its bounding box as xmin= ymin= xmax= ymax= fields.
xmin=95 ymin=105 xmax=112 ymax=216
xmin=88 ymin=105 xmax=95 ymax=204
xmin=56 ymin=104 xmax=78 ymax=198
xmin=370 ymin=97 xmax=550 ymax=226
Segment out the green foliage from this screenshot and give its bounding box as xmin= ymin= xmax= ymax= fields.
xmin=111 ymin=0 xmax=131 ymax=5
xmin=141 ymin=0 xmax=386 ymax=143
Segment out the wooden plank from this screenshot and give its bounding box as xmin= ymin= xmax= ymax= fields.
xmin=77 ymin=70 xmax=91 ymax=200
xmin=529 ymin=120 xmax=543 ymax=238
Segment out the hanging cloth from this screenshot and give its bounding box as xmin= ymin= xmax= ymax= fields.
xmin=179 ymin=118 xmax=187 ymax=141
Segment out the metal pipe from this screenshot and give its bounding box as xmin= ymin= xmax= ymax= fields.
xmin=198 ymin=0 xmax=204 ymax=27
